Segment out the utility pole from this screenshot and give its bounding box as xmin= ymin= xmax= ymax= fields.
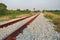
xmin=33 ymin=8 xmax=35 ymax=11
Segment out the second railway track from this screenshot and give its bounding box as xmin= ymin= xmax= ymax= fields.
xmin=0 ymin=14 xmax=35 ymax=28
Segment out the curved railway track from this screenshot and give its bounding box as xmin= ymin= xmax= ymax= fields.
xmin=4 ymin=13 xmax=39 ymax=40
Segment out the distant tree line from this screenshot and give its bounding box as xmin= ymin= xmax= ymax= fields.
xmin=43 ymin=10 xmax=60 ymax=12
xmin=0 ymin=3 xmax=40 ymax=17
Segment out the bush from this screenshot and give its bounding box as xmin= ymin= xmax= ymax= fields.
xmin=53 ymin=18 xmax=60 ymax=25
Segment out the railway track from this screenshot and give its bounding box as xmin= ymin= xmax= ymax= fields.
xmin=1 ymin=13 xmax=59 ymax=40
xmin=0 ymin=14 xmax=34 ymax=28
xmin=0 ymin=14 xmax=37 ymax=40
xmin=4 ymin=13 xmax=39 ymax=40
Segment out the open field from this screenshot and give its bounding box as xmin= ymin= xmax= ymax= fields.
xmin=0 ymin=11 xmax=38 ymax=22
xmin=44 ymin=11 xmax=60 ymax=32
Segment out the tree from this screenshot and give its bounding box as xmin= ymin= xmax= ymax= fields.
xmin=0 ymin=3 xmax=7 ymax=16
xmin=16 ymin=9 xmax=21 ymax=11
xmin=25 ymin=9 xmax=31 ymax=13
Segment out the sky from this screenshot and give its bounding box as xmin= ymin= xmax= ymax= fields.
xmin=0 ymin=0 xmax=60 ymax=10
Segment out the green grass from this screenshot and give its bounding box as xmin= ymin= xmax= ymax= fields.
xmin=0 ymin=10 xmax=32 ymax=18
xmin=0 ymin=10 xmax=34 ymax=22
xmin=52 ymin=11 xmax=60 ymax=15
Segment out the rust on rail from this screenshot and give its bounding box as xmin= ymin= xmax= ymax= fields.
xmin=4 ymin=13 xmax=39 ymax=40
xmin=0 ymin=15 xmax=34 ymax=28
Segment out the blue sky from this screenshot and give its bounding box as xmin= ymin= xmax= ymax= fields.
xmin=0 ymin=0 xmax=60 ymax=10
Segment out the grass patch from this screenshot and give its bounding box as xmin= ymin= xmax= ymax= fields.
xmin=44 ymin=12 xmax=60 ymax=32
xmin=44 ymin=14 xmax=53 ymax=19
xmin=0 ymin=11 xmax=33 ymax=22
